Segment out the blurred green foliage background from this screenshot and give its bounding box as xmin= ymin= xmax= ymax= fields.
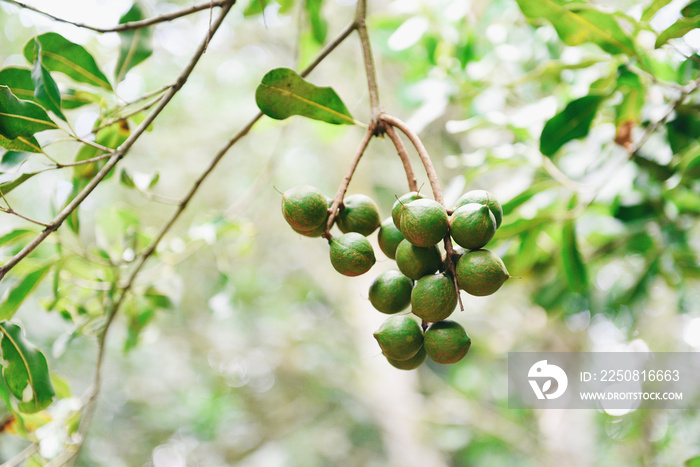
xmin=0 ymin=0 xmax=699 ymax=465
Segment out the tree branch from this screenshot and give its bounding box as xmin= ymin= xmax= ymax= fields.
xmin=0 ymin=1 xmax=238 ymax=283
xmin=384 ymin=125 xmax=418 ymax=192
xmin=354 ymin=0 xmax=382 ymax=122
xmin=0 ymin=0 xmax=229 ymax=33
xmin=380 ymin=114 xmax=443 ymax=204
xmin=0 ymin=206 xmax=51 ymax=227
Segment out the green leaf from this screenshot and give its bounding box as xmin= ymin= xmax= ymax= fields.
xmin=687 ymin=455 xmax=700 ymax=467
xmin=255 ymin=68 xmax=355 ymax=125
xmin=115 ymin=3 xmax=153 ymax=83
xmin=614 ymin=69 xmax=644 ymax=126
xmin=540 ymin=94 xmax=606 ymax=157
xmin=0 ymin=172 xmax=37 ymax=195
xmin=0 ymin=67 xmax=37 ymax=103
xmin=0 ymin=86 xmax=58 ymax=140
xmin=667 ymin=105 xmax=700 ymax=154
xmin=0 ymin=264 xmax=53 ymax=321
xmin=0 ymin=151 xmax=32 ymax=172
xmin=31 ymin=40 xmax=66 ymax=121
xmin=244 ymin=0 xmax=273 ymax=16
xmin=562 ymin=215 xmax=588 ymax=294
xmin=0 ymin=322 xmax=55 ymax=413
xmin=515 ymin=0 xmax=637 ymax=56
xmin=678 ymin=54 xmax=700 ymax=83
xmin=24 ymin=33 xmax=112 ymax=91
xmin=655 ymin=15 xmax=700 ymax=48
xmin=684 ymin=1 xmax=700 ymax=17
xmin=306 ymin=0 xmax=328 ymax=44
xmin=0 ymin=134 xmax=42 ymax=153
xmin=642 ymin=0 xmax=673 ymax=21
xmin=120 ymin=169 xmax=135 ymax=188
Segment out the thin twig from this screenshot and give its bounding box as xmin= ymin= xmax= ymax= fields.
xmin=91 ymin=95 xmax=163 ymax=134
xmin=354 ymin=0 xmax=382 ymax=121
xmin=0 ymin=1 xmax=238 ymax=282
xmin=380 ymin=114 xmax=443 ymax=203
xmin=0 ymin=207 xmax=51 ymax=227
xmin=70 ymin=136 xmax=115 ymax=155
xmin=324 ymin=123 xmax=377 ymax=239
xmin=49 ymin=152 xmax=113 ymax=169
xmin=384 ymin=125 xmax=418 ymax=192
xmin=0 ymin=0 xmax=229 ymax=33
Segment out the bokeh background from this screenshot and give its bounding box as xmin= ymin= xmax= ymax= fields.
xmin=0 ymin=0 xmax=699 ymax=465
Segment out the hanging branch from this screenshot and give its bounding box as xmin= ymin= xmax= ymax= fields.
xmin=379 ymin=114 xmax=444 ymax=204
xmin=384 ymin=125 xmax=418 ymax=192
xmin=0 ymin=0 xmax=229 ymax=33
xmin=324 ymin=123 xmax=377 ymax=239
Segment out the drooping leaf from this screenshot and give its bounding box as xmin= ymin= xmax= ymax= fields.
xmin=30 ymin=40 xmax=66 ymax=121
xmin=0 ymin=173 xmax=37 ymax=196
xmin=0 ymin=86 xmax=58 ymax=140
xmin=0 ymin=151 xmax=32 ymax=172
xmin=115 ymin=3 xmax=153 ymax=83
xmin=0 ymin=264 xmax=53 ymax=321
xmin=306 ymin=0 xmax=328 ymax=44
xmin=0 ymin=67 xmax=37 ymax=103
xmin=562 ymin=214 xmax=589 ymax=294
xmin=540 ymin=94 xmax=606 ymax=157
xmin=655 ymin=14 xmax=700 ymax=48
xmin=24 ymin=33 xmax=112 ymax=91
xmin=515 ymin=0 xmax=637 ymax=56
xmin=0 ymin=322 xmax=55 ymax=413
xmin=0 ymin=134 xmax=42 ymax=153
xmin=642 ymin=0 xmax=673 ymax=21
xmin=255 ymin=68 xmax=355 ymax=125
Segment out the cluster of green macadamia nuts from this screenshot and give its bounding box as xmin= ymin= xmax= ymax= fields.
xmin=281 ymin=185 xmax=510 ymax=370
